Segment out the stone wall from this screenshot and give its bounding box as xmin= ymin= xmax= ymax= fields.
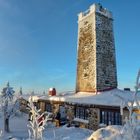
xmin=66 ymin=105 xmax=75 ymax=125
xmin=38 ymin=100 xmax=61 ymax=117
xmin=52 ymin=104 xmax=60 ymax=115
xmin=76 ymin=12 xmax=96 ymax=92
xmin=76 ymin=4 xmax=117 ymax=92
xmin=96 ymin=13 xmax=117 ymax=91
xmin=39 ymin=101 xmax=46 ymax=112
xmin=66 ymin=104 xmax=100 ymax=130
xmin=88 ymin=108 xmax=100 ymax=130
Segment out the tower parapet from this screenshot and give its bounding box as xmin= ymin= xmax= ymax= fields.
xmin=78 ymin=3 xmax=113 ymax=21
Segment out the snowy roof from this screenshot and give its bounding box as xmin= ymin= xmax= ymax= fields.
xmin=21 ymin=89 xmax=140 ymax=107
xmin=20 ymin=94 xmax=44 ymax=102
xmin=38 ymin=89 xmax=140 ymax=107
xmin=64 ymin=89 xmax=136 ymax=106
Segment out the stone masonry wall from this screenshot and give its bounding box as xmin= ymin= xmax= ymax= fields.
xmin=52 ymin=104 xmax=60 ymax=116
xmin=88 ymin=108 xmax=100 ymax=130
xmin=96 ymin=13 xmax=117 ymax=91
xmin=76 ymin=4 xmax=117 ymax=92
xmin=76 ymin=12 xmax=96 ymax=92
xmin=66 ymin=105 xmax=75 ymax=125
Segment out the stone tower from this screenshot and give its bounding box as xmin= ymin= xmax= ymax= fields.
xmin=76 ymin=3 xmax=117 ymax=93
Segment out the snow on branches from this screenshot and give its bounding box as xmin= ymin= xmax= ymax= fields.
xmin=1 ymin=82 xmax=14 ymax=101
xmin=115 ymin=69 xmax=140 ymax=140
xmin=27 ymin=96 xmax=51 ymax=140
xmin=1 ymin=82 xmax=15 ymax=132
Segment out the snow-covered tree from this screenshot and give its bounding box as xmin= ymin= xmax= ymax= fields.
xmin=19 ymin=87 xmax=23 ymax=96
xmin=119 ymin=69 xmax=140 ymax=140
xmin=43 ymin=91 xmax=46 ymax=95
xmin=1 ymin=82 xmax=15 ymax=132
xmin=31 ymin=91 xmax=35 ymax=96
xmin=27 ymin=96 xmax=50 ymax=140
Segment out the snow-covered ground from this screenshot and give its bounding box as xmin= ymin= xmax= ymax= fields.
xmin=0 ymin=113 xmax=140 ymax=140
xmin=0 ymin=112 xmax=139 ymax=140
xmin=0 ymin=113 xmax=92 ymax=140
xmin=44 ymin=124 xmax=92 ymax=140
xmin=0 ymin=113 xmax=29 ymax=139
xmin=88 ymin=125 xmax=123 ymax=140
xmin=88 ymin=124 xmax=140 ymax=140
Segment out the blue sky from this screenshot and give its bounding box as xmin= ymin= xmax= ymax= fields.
xmin=0 ymin=0 xmax=139 ymax=93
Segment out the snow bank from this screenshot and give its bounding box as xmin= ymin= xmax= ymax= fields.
xmin=44 ymin=125 xmax=92 ymax=140
xmin=88 ymin=124 xmax=140 ymax=140
xmin=0 ymin=113 xmax=92 ymax=140
xmin=87 ymin=125 xmax=123 ymax=140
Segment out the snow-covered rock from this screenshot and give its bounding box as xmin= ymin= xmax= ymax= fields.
xmin=88 ymin=125 xmax=123 ymax=140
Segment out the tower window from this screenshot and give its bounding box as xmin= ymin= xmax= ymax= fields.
xmin=105 ymin=80 xmax=110 ymax=85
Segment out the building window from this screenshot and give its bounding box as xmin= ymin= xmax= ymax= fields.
xmin=101 ymin=111 xmax=108 ymax=124
xmin=104 ymin=111 xmax=108 ymax=124
xmin=100 ymin=110 xmax=121 ymax=125
xmin=79 ymin=107 xmax=85 ymax=119
xmin=33 ymin=102 xmax=39 ymax=109
xmin=115 ymin=112 xmax=121 ymax=125
xmin=108 ymin=111 xmax=115 ymax=125
xmin=85 ymin=109 xmax=89 ymax=120
xmin=75 ymin=106 xmax=89 ymax=120
xmin=46 ymin=103 xmax=52 ymax=113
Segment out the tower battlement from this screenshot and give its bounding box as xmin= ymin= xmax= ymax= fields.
xmin=78 ymin=3 xmax=113 ymax=21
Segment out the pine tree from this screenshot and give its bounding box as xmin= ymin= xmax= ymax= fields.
xmin=1 ymin=82 xmax=15 ymax=132
xmin=43 ymin=91 xmax=45 ymax=95
xmin=19 ymin=87 xmax=23 ymax=96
